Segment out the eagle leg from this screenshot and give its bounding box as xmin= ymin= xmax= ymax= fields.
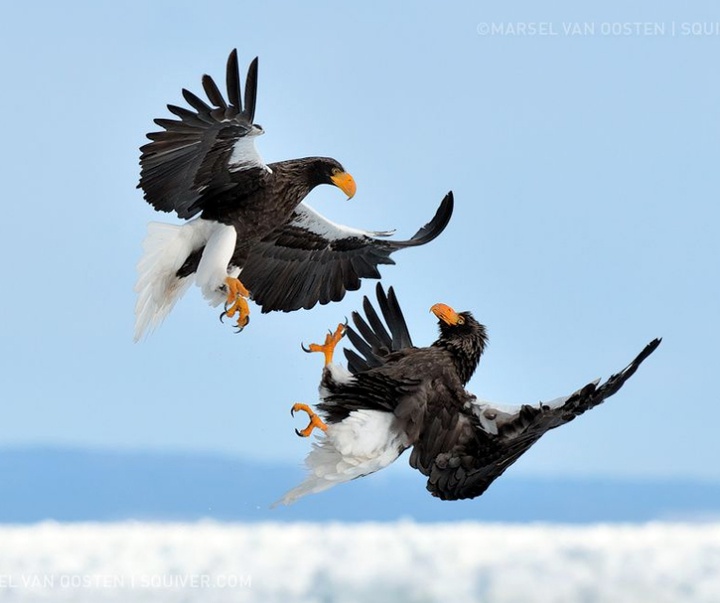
xmin=290 ymin=403 xmax=328 ymax=437
xmin=300 ymin=323 xmax=346 ymax=366
xmin=220 ymin=277 xmax=251 ymax=331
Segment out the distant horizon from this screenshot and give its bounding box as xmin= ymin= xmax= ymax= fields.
xmin=1 ymin=442 xmax=716 ymax=483
xmin=2 ymin=446 xmax=718 ymax=525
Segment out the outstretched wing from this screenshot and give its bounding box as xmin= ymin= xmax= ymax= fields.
xmin=138 ymin=49 xmax=268 ymax=219
xmin=315 ymin=283 xmax=426 ymax=426
xmin=240 ymin=192 xmax=454 ymax=314
xmin=412 ymin=338 xmax=662 ymax=501
xmin=343 ymin=283 xmax=414 ymax=375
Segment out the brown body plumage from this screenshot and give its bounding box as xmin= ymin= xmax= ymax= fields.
xmin=134 ymin=50 xmax=453 ymax=338
xmin=279 ymin=284 xmax=660 ymax=504
xmin=175 ymin=157 xmax=349 ymax=278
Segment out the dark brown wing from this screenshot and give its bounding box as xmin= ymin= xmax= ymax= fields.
xmin=138 ymin=49 xmax=268 ymax=219
xmin=317 ymin=283 xmax=444 ymax=427
xmin=317 ymin=369 xmax=424 ymax=425
xmin=343 ymin=283 xmax=414 ymax=375
xmin=241 ymin=192 xmax=453 ymax=313
xmin=412 ymin=338 xmax=662 ymax=500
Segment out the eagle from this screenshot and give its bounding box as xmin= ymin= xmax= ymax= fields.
xmin=134 ymin=50 xmax=453 ymax=340
xmin=278 ymin=284 xmax=661 ymax=504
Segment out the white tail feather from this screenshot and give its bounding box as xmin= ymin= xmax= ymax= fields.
xmin=276 ymin=409 xmax=408 ymax=506
xmin=134 ymin=222 xmax=195 ymax=341
xmin=134 ymin=219 xmax=227 ymax=341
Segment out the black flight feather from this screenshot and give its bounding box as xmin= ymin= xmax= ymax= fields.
xmin=201 ymin=74 xmax=227 ymax=109
xmin=308 ymin=286 xmax=660 ymax=502
xmin=243 ymin=57 xmax=259 ymax=123
xmin=226 ymin=49 xmax=242 ymax=112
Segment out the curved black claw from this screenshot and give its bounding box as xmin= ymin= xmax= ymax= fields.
xmin=290 ymin=406 xmax=296 ymax=417
xmin=329 ymin=320 xmax=348 ymax=336
xmin=301 ymin=342 xmax=312 ymax=354
xmin=294 ymin=428 xmax=303 ymax=437
xmin=231 ymin=316 xmax=249 ymax=334
xmin=219 ymin=311 xmax=228 ymax=324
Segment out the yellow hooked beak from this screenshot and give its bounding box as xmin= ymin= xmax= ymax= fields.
xmin=430 ymin=303 xmax=465 ymax=326
xmin=330 ymin=171 xmax=357 ymax=199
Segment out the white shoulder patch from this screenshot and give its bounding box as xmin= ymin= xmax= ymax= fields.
xmin=466 ymin=387 xmax=592 ymax=435
xmin=291 ymin=203 xmax=395 ymax=243
xmin=465 ymin=397 xmax=523 ymax=434
xmin=228 ymin=132 xmax=269 ymax=173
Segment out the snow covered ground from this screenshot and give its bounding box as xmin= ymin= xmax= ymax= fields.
xmin=0 ymin=521 xmax=718 ymax=602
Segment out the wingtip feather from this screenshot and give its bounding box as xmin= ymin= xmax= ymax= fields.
xmin=244 ymin=57 xmax=259 ymax=123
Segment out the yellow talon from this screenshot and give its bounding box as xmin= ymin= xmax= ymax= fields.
xmin=301 ymin=323 xmax=346 ymax=366
xmin=222 ymin=277 xmax=251 ymax=331
xmin=225 ymin=276 xmax=250 ymax=301
xmin=291 ymin=403 xmax=328 ymax=437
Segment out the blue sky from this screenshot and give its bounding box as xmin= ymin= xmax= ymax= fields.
xmin=0 ymin=0 xmax=718 ymax=482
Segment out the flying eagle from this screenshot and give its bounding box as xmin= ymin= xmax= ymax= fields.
xmin=134 ymin=50 xmax=453 ymax=340
xmin=278 ymin=285 xmax=660 ymax=504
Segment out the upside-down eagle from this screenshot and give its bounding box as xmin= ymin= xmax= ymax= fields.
xmin=279 ymin=284 xmax=660 ymax=504
xmin=134 ymin=50 xmax=453 ymax=340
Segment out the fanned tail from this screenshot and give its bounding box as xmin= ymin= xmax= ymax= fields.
xmin=275 ymin=406 xmax=406 ymax=506
xmin=133 ymin=222 xmax=196 ymax=341
xmin=275 ymin=365 xmax=408 ymax=506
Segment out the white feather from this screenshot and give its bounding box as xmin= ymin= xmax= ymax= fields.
xmin=133 ymin=219 xmax=236 ymax=341
xmin=194 ymin=222 xmax=237 ymax=305
xmin=291 ymin=203 xmax=396 ymax=242
xmin=466 ymin=384 xmax=598 ymax=435
xmin=276 ymin=409 xmax=409 ymax=506
xmin=228 ymin=130 xmax=271 ymax=173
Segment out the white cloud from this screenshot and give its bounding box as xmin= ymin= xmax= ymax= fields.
xmin=0 ymin=521 xmax=718 ymax=602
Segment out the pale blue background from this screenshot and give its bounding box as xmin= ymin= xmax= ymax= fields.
xmin=0 ymin=0 xmax=717 ymax=483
